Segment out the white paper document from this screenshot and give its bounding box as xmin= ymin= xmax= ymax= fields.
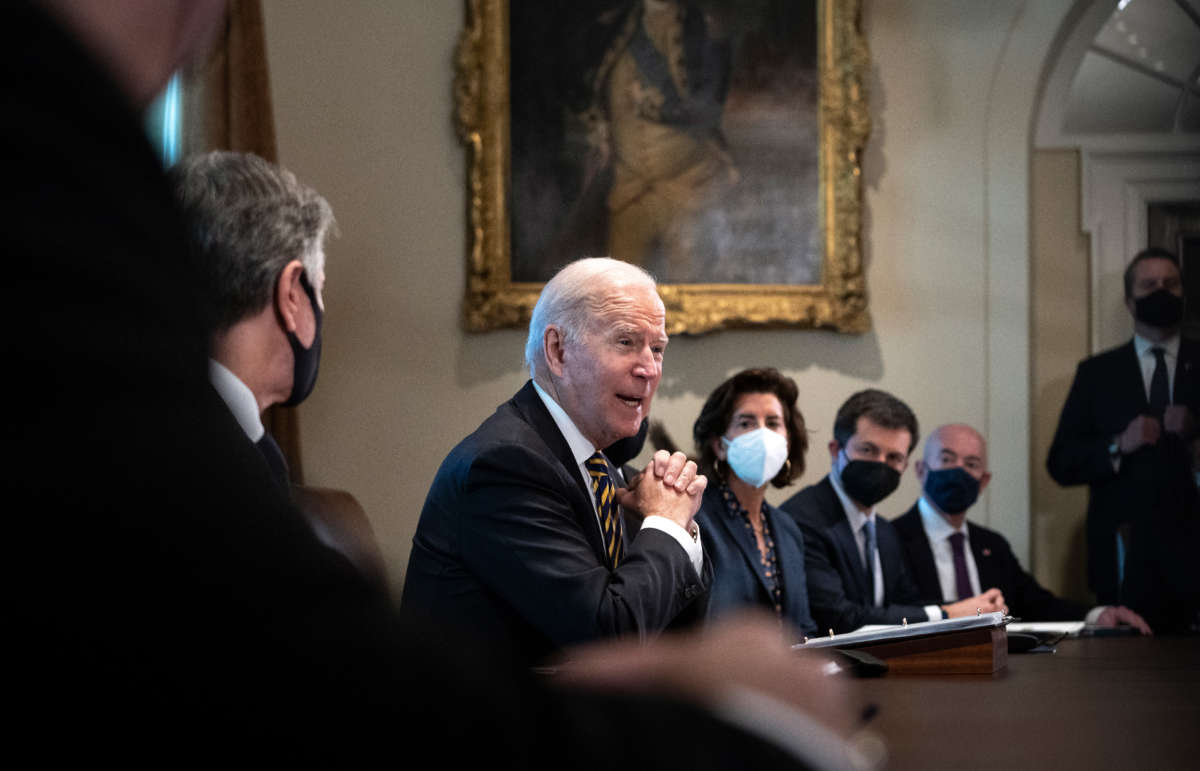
xmin=793 ymin=612 xmax=1007 ymax=649
xmin=1006 ymin=621 xmax=1085 ymax=636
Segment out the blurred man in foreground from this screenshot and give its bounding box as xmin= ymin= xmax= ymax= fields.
xmin=6 ymin=1 xmax=863 ymax=765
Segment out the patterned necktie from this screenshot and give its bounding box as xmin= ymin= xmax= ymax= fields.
xmin=1149 ymin=346 xmax=1169 ymax=417
xmin=862 ymin=516 xmax=878 ymax=607
xmin=586 ymin=452 xmax=623 ymax=569
xmin=948 ymin=531 xmax=973 ymax=601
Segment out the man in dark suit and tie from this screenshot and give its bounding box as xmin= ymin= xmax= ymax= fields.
xmin=402 ymin=258 xmax=711 ymax=665
xmin=896 ymin=424 xmax=1151 ymax=631
xmin=779 ymin=390 xmax=1005 ymax=633
xmin=1047 ymin=247 xmax=1200 ymax=609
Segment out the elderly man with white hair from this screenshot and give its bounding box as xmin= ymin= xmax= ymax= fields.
xmin=403 ymin=257 xmax=711 ymax=665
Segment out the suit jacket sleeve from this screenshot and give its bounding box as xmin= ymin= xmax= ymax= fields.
xmin=457 ymin=440 xmax=705 ymax=647
xmin=1047 ymin=358 xmax=1120 ymax=486
xmin=983 ymin=531 xmax=1088 ymax=621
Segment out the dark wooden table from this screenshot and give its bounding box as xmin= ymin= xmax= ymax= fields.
xmin=856 ymin=635 xmax=1200 ymax=769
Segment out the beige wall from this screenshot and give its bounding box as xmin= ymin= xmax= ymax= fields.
xmin=1030 ymin=149 xmax=1091 ymax=601
xmin=262 ymin=0 xmax=1073 ymax=598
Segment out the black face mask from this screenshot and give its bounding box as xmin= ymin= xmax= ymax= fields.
xmin=281 ymin=271 xmax=322 ymax=407
xmin=604 ymin=418 xmax=649 ymax=468
xmin=1134 ymin=289 xmax=1184 ymax=329
xmin=838 ymin=450 xmax=900 ymax=507
xmin=923 ymin=466 xmax=980 ymax=514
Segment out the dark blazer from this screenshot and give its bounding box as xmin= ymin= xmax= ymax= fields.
xmin=893 ymin=504 xmax=1088 ymax=621
xmin=696 ymin=485 xmax=817 ymax=639
xmin=401 ymin=381 xmax=709 ymax=665
xmin=1046 ymin=338 xmax=1200 ymax=603
xmin=779 ymin=477 xmax=928 ymax=632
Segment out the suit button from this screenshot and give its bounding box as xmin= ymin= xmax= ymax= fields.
xmin=684 ymin=585 xmax=698 ymax=599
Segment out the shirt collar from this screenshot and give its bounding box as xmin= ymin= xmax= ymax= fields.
xmin=208 ymin=359 xmax=264 ymax=442
xmin=918 ymin=495 xmax=966 ymax=542
xmin=829 ymin=469 xmax=874 ymax=532
xmin=1133 ymin=332 xmax=1180 ymax=361
xmin=531 ymin=379 xmax=597 ymax=466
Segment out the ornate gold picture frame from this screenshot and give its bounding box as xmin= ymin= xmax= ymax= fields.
xmin=455 ymin=0 xmax=869 ymax=334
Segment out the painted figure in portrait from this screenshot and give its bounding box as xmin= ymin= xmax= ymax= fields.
xmin=510 ymin=0 xmax=819 ymax=286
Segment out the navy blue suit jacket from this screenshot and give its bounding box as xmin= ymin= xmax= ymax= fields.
xmin=1046 ymin=338 xmax=1200 ymax=602
xmin=695 ymin=485 xmax=817 ymax=639
xmin=779 ymin=477 xmax=927 ymax=633
xmin=893 ymin=504 xmax=1088 ymax=621
xmin=402 ymin=381 xmax=709 ymax=666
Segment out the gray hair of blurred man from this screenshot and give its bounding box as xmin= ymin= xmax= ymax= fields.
xmin=524 ymin=257 xmax=659 ymax=380
xmin=169 ymin=151 xmax=336 ymax=331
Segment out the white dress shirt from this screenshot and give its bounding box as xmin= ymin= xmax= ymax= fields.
xmin=918 ymin=496 xmax=981 ymax=601
xmin=531 ymin=380 xmax=703 ymax=574
xmin=829 ymin=469 xmax=941 ymax=622
xmin=1133 ymin=332 xmax=1179 ymax=403
xmin=208 ymin=359 xmax=264 ymax=442
xmin=918 ymin=497 xmax=1108 ymax=624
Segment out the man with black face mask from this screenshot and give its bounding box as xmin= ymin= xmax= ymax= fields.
xmin=1048 ymin=247 xmax=1200 ymax=614
xmin=780 ymin=390 xmax=1005 ymax=633
xmin=896 ymin=425 xmax=1151 ymax=630
xmin=170 ymin=151 xmax=329 ymax=496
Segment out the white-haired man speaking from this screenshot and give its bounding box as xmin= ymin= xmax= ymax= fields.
xmin=402 ymin=258 xmax=711 ymax=665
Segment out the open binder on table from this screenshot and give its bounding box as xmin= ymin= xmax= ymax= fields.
xmin=794 ymin=612 xmax=1010 ymax=674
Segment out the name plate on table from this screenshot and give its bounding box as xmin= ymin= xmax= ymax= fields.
xmin=795 ymin=613 xmax=1009 ymax=674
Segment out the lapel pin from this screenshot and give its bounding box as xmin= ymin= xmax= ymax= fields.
xmin=982 ymin=547 xmax=991 ymax=557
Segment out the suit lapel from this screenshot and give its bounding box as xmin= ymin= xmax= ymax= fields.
xmin=968 ymin=523 xmax=999 ymax=591
xmin=821 ymin=480 xmax=871 ymax=601
xmin=899 ymin=508 xmax=943 ymax=602
xmin=511 ymin=381 xmax=607 ymax=563
xmin=1120 ymin=341 xmax=1149 ymax=412
xmin=875 ymin=522 xmax=902 ymax=603
xmin=1174 ymin=339 xmax=1199 ymax=405
xmin=708 ymin=488 xmax=774 ymax=600
xmin=767 ymin=507 xmax=802 ymax=614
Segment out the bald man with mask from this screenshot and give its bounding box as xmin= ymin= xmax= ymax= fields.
xmin=895 ymin=424 xmax=1151 ymax=632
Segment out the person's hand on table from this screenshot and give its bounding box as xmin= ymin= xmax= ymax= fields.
xmin=942 ymin=587 xmax=1006 ymax=618
xmin=1095 ymin=605 xmax=1153 ymax=635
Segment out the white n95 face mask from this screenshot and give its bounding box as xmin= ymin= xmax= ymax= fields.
xmin=721 ymin=427 xmax=789 ymax=489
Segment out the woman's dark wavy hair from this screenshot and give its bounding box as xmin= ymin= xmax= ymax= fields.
xmin=693 ymin=368 xmax=808 ymax=489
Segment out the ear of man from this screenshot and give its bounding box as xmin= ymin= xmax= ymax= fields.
xmin=543 ymin=325 xmax=567 ymax=379
xmin=274 ymin=260 xmax=308 ymax=336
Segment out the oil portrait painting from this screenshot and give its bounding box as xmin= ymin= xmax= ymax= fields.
xmin=456 ymin=0 xmax=869 ymax=333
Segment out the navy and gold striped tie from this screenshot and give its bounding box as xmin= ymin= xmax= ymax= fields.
xmin=586 ymin=452 xmax=624 ymax=569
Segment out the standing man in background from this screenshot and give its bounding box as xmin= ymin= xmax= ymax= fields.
xmin=1048 ymin=247 xmax=1199 ymax=619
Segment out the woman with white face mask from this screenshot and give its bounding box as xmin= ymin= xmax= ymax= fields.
xmin=693 ymin=368 xmax=817 ymax=640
